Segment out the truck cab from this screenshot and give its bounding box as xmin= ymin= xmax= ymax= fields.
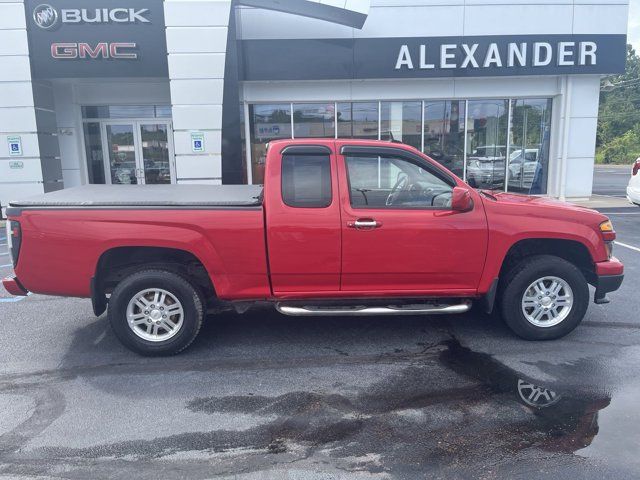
xmin=264 ymin=140 xmax=487 ymax=297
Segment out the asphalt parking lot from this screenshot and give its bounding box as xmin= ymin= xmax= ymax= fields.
xmin=1 ymin=193 xmax=639 ymax=478
xmin=592 ymin=164 xmax=632 ymax=197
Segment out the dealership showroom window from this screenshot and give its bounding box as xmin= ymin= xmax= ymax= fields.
xmin=248 ymin=98 xmax=552 ymax=194
xmin=0 ymin=0 xmax=629 ymax=212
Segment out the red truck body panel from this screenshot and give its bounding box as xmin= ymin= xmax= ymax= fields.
xmin=477 ymin=193 xmax=616 ymax=292
xmin=264 ymin=146 xmax=343 ymax=294
xmin=4 ymin=138 xmax=623 ymax=304
xmin=12 ymin=209 xmax=271 ymax=300
xmin=334 ymin=140 xmax=488 ymax=295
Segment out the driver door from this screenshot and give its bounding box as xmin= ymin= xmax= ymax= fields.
xmin=337 ymin=146 xmax=488 ymax=294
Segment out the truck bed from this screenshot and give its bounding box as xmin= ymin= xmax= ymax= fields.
xmin=9 ymin=184 xmax=264 ymax=208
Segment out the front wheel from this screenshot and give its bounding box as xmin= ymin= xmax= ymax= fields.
xmin=499 ymin=255 xmax=589 ymax=340
xmin=108 ymin=269 xmax=204 ymax=356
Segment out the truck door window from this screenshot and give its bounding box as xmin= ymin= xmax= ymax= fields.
xmin=345 ymin=155 xmax=453 ymax=209
xmin=281 ymin=154 xmax=332 ymax=208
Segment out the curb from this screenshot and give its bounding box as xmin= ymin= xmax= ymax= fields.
xmin=571 ymin=195 xmax=635 ymax=209
xmin=594 ymin=164 xmax=632 ymax=169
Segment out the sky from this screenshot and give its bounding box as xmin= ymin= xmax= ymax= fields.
xmin=630 ymin=0 xmax=640 ymax=52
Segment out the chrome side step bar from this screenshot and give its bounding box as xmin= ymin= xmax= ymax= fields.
xmin=275 ymin=300 xmax=472 ymax=317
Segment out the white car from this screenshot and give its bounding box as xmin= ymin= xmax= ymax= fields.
xmin=465 ymin=145 xmax=509 ymax=189
xmin=508 ymin=148 xmax=539 ymax=189
xmin=628 ymin=158 xmax=640 ymax=206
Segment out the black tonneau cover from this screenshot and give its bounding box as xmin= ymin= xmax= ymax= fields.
xmin=9 ymin=184 xmax=264 ymax=208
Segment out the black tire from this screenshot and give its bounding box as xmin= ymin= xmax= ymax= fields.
xmin=108 ymin=269 xmax=204 ymax=356
xmin=499 ymin=255 xmax=589 ymax=340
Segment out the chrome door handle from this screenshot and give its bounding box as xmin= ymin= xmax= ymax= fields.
xmin=348 ymin=219 xmax=382 ymax=229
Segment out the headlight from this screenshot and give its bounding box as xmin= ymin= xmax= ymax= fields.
xmin=599 ymin=220 xmax=614 ymax=233
xmin=599 ymin=219 xmax=616 ymax=242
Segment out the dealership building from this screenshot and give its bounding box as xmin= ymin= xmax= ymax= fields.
xmin=0 ymin=0 xmax=629 ymax=212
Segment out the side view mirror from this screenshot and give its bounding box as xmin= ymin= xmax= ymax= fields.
xmin=451 ymin=187 xmax=473 ymax=212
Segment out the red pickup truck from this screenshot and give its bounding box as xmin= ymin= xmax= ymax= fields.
xmin=3 ymin=139 xmax=623 ymax=355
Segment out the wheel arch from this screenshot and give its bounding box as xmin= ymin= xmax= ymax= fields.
xmin=92 ymin=246 xmax=217 ymax=316
xmin=499 ymin=238 xmax=595 ymax=285
xmin=481 ymin=238 xmax=596 ymax=315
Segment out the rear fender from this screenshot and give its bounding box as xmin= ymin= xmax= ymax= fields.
xmin=92 ymin=226 xmax=225 ymax=299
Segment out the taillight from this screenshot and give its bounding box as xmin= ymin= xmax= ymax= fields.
xmin=6 ymin=220 xmax=21 ymax=268
xmin=633 ymin=159 xmax=640 ymax=176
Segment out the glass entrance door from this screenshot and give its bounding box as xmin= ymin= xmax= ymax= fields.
xmin=139 ymin=123 xmax=172 ymax=184
xmin=102 ymin=121 xmax=175 ymax=185
xmin=105 ymin=124 xmax=138 ymax=184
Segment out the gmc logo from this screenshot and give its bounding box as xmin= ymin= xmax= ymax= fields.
xmin=51 ymin=42 xmax=138 ymax=59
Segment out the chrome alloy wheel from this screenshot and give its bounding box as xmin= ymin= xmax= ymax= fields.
xmin=521 ymin=276 xmax=573 ymax=328
xmin=126 ymin=288 xmax=184 ymax=342
xmin=517 ymin=379 xmax=561 ymax=408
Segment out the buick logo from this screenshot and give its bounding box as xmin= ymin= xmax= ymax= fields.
xmin=33 ymin=4 xmax=59 ymax=29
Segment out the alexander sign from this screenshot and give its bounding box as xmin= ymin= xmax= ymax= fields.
xmin=25 ymin=0 xmax=167 ymax=78
xmin=241 ymin=34 xmax=627 ymax=80
xmin=394 ymin=41 xmax=599 ymax=71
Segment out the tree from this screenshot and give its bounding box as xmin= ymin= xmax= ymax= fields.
xmin=596 ymin=45 xmax=640 ymax=163
xmin=598 ymin=124 xmax=640 ymax=164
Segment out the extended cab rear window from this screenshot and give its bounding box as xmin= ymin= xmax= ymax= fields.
xmin=281 ymin=154 xmax=332 ymax=208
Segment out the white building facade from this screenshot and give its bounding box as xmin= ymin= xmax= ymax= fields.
xmin=0 ymin=0 xmax=629 ymax=212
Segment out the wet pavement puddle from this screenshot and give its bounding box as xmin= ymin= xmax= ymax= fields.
xmin=440 ymin=339 xmax=611 ymax=455
xmin=0 ymin=335 xmax=637 ymax=478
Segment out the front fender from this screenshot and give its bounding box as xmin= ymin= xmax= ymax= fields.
xmin=477 ymin=202 xmax=606 ymax=294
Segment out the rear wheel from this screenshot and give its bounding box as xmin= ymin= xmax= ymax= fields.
xmin=499 ymin=255 xmax=589 ymax=340
xmin=108 ymin=269 xmax=204 ymax=356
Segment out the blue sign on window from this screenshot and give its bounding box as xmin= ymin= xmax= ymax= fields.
xmin=8 ymin=136 xmax=22 ymax=156
xmin=191 ymin=132 xmax=205 ymax=153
